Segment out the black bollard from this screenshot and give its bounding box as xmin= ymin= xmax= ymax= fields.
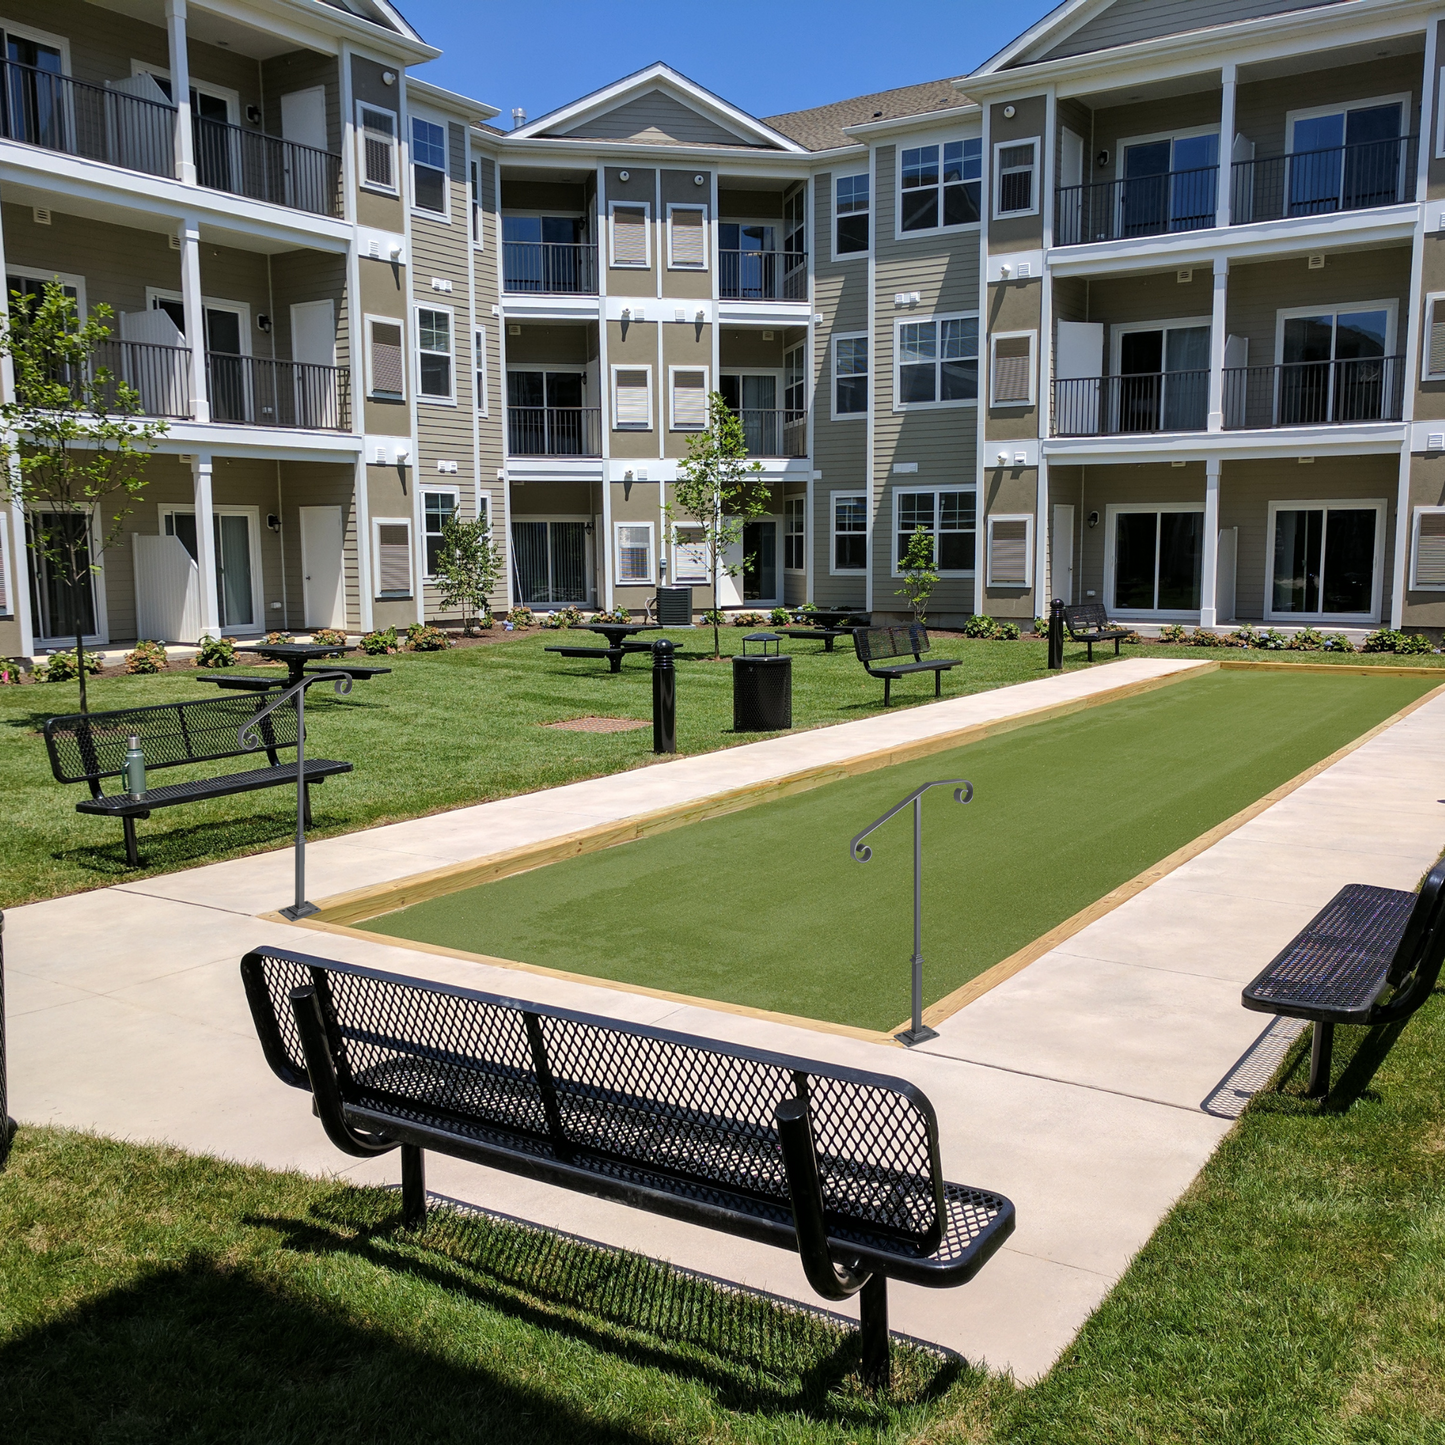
xmin=652 ymin=638 xmax=677 ymax=754
xmin=1047 ymin=597 xmax=1065 ymax=670
xmin=1 ymin=911 xmax=11 ymax=1169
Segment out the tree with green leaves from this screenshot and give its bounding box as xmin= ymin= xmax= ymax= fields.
xmin=0 ymin=280 xmax=168 ymax=712
xmin=665 ymin=392 xmax=770 ymax=660
xmin=895 ymin=524 xmax=939 ymax=627
xmin=432 ymin=512 xmax=503 ymax=635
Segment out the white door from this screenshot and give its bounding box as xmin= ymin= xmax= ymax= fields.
xmin=1051 ymin=504 xmax=1075 ymax=607
xmin=281 ymin=87 xmax=327 ymax=151
xmin=300 ymin=505 xmax=346 ymax=629
xmin=1055 ymin=321 xmax=1104 ymax=435
xmin=282 ymin=87 xmax=329 ymax=212
xmin=291 ymin=300 xmax=336 ymax=367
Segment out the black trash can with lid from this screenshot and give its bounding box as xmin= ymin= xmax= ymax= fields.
xmin=733 ymin=632 xmax=792 ymax=732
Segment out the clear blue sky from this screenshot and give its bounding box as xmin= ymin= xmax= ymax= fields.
xmin=400 ymin=0 xmax=1063 ymax=127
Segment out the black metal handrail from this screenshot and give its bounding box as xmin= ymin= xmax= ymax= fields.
xmin=1051 ymin=371 xmax=1209 ymax=436
xmin=1222 ymin=356 xmax=1406 ymax=429
xmin=735 ymin=407 xmax=807 ymax=457
xmin=506 ymin=405 xmax=602 ymax=457
xmin=502 ymin=241 xmax=598 ymax=294
xmin=719 ymin=249 xmax=807 ymax=301
xmin=91 ymin=339 xmax=192 ymax=418
xmin=206 ymin=353 xmax=351 ymax=430
xmin=194 ymin=115 xmax=342 ymax=217
xmin=1054 ymin=166 xmax=1217 ymax=245
xmin=1230 ymin=136 xmax=1417 ymax=224
xmin=0 ymin=59 xmax=176 ymax=177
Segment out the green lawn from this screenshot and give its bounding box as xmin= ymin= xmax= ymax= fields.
xmin=3 ymin=632 xmax=1439 ymax=910
xmin=359 ymin=669 xmax=1437 ymax=1031
xmin=4 ymin=985 xmax=1443 ymax=1443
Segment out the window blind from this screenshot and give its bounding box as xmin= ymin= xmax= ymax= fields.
xmin=614 ymin=369 xmax=651 ymax=427
xmin=611 ymin=205 xmax=649 ymax=266
xmin=1417 ymin=511 xmax=1445 ymax=586
xmin=671 ymin=369 xmax=707 ymax=428
xmin=377 ymin=523 xmax=411 ymax=595
xmin=0 ymin=529 xmax=8 ymax=614
xmin=361 ymin=106 xmax=395 ymax=189
xmin=987 ymin=517 xmax=1030 ymax=586
xmin=370 ymin=321 xmax=404 ymax=398
xmin=992 ymin=335 xmax=1033 ymax=405
xmin=1429 ymin=299 xmax=1445 ymax=377
xmin=617 ymin=525 xmax=652 ymax=583
xmin=669 ymin=206 xmax=706 ymax=267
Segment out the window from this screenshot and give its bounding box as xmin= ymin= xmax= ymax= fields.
xmin=669 ymin=367 xmax=708 ymax=429
xmin=832 ymin=492 xmax=867 ymax=572
xmin=422 ymin=490 xmax=457 ymax=577
xmin=1287 ymin=97 xmax=1408 ymax=214
xmin=366 ymin=316 xmax=405 ymax=400
xmin=358 ymin=103 xmax=397 ymax=192
xmin=895 ymin=490 xmax=976 ymax=575
xmin=415 ymin=307 xmax=453 ymax=401
xmin=1116 ymin=131 xmax=1219 ymax=235
xmin=1106 ymin=504 xmax=1204 ymax=614
xmin=1425 ymin=293 xmax=1445 ymax=380
xmin=833 ymin=334 xmax=868 ymax=416
xmin=835 ymin=173 xmax=869 ymax=255
xmin=411 ymin=116 xmax=447 ymax=214
xmin=615 ymin=522 xmax=655 ymax=585
xmin=900 ymin=140 xmax=981 ymax=233
xmin=785 ymin=496 xmax=806 ymax=571
xmin=373 ymin=518 xmax=412 ymax=598
xmin=612 ymin=366 xmax=652 ymax=429
xmin=1112 ymin=321 xmax=1211 ymax=431
xmin=474 ymin=327 xmax=488 ymax=414
xmin=1413 ymin=507 xmax=1445 ymax=589
xmin=896 ymin=315 xmax=978 ymax=408
xmin=667 ymin=204 xmax=707 ymax=269
xmin=986 ymin=514 xmax=1033 ymax=588
xmin=1267 ymin=500 xmax=1385 ymax=621
xmin=993 ymin=139 xmax=1039 ymax=217
xmin=0 ymin=508 xmax=12 ymax=617
xmin=1276 ymin=304 xmax=1395 ymax=424
xmin=673 ymin=526 xmax=710 ymax=584
xmin=609 ymin=202 xmax=650 ymax=268
xmin=469 ymin=158 xmax=484 ymax=245
xmin=990 ymin=331 xmax=1036 ymax=407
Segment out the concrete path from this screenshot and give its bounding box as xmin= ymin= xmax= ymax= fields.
xmin=7 ymin=657 xmax=1443 ymax=1381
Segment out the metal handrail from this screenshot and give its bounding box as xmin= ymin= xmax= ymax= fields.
xmin=719 ymin=248 xmax=808 ymax=300
xmin=506 ymin=405 xmax=602 ymax=457
xmin=501 ymin=241 xmax=598 ymax=294
xmin=734 ymin=407 xmax=808 ymax=457
xmin=1051 ymin=370 xmax=1209 ymax=437
xmin=193 ymin=114 xmax=342 ymax=216
xmin=206 ymin=352 xmax=351 ymax=431
xmin=1222 ymin=355 xmax=1406 ymax=429
xmin=1230 ymin=135 xmax=1418 ymax=224
xmin=1054 ymin=165 xmax=1218 ymax=245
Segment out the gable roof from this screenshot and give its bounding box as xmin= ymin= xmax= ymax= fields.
xmin=763 ymin=79 xmax=975 ymax=152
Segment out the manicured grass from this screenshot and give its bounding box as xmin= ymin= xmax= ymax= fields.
xmin=360 ymin=669 xmax=1438 ymax=1031
xmin=5 ymin=986 xmax=1443 ymax=1443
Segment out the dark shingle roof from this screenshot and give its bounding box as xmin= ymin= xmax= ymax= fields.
xmin=763 ymin=78 xmax=973 ymax=152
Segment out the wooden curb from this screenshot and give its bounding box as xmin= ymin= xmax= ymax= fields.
xmin=1216 ymin=660 xmax=1445 ymax=677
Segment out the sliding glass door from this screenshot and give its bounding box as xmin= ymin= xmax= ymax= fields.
xmin=1268 ymin=502 xmax=1384 ymax=622
xmin=1107 ymin=504 xmax=1205 ymax=616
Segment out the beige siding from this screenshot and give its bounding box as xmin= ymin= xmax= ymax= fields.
xmin=605 ymin=318 xmax=660 ymax=457
xmin=1405 ymin=452 xmax=1445 ymax=628
xmin=359 ymin=257 xmax=408 ymax=435
xmin=277 ymin=462 xmax=360 ymax=632
xmin=987 ymin=96 xmax=1047 ymax=253
xmin=1090 ymin=90 xmax=1224 ymax=183
xmin=981 ymin=466 xmax=1039 ymax=618
xmin=260 ymin=51 xmax=341 ymax=154
xmin=984 ymin=279 xmax=1041 ymax=440
xmin=661 ymin=320 xmax=713 ymax=458
xmin=603 ymin=167 xmax=658 ymax=295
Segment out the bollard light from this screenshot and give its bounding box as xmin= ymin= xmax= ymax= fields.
xmin=651 ymin=638 xmax=676 ymax=754
xmin=1048 ymin=598 xmax=1065 ymax=671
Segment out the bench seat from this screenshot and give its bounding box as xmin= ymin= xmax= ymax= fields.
xmin=1063 ymin=603 xmax=1132 ymax=661
xmin=75 ymin=758 xmax=352 ymax=818
xmin=853 ymin=625 xmax=960 ymax=704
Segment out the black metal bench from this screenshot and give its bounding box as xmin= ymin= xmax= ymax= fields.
xmin=1063 ymin=603 xmax=1132 ymax=661
xmin=241 ymin=947 xmax=1015 ymax=1386
xmin=1242 ymin=862 xmax=1445 ymax=1099
xmin=853 ymin=625 xmax=960 ymax=705
xmin=44 ymin=694 xmax=353 ymax=866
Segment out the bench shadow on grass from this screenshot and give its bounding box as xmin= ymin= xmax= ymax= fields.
xmin=1261 ymin=1012 xmax=1420 ymax=1115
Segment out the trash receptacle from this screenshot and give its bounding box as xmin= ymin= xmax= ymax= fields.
xmin=733 ymin=631 xmax=792 ymax=731
xmin=655 ymin=586 xmax=693 ymax=627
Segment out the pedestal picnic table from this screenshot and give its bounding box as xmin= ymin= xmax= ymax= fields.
xmin=780 ymin=607 xmax=871 ymax=652
xmin=545 ymin=622 xmax=667 ymax=673
xmin=203 ymin=642 xmax=392 ymax=692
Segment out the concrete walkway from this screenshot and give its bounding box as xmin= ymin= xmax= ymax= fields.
xmin=7 ymin=657 xmax=1443 ymax=1381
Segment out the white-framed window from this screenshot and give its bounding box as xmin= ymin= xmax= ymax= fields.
xmin=993 ymin=138 xmax=1040 ymax=218
xmin=414 ymin=305 xmax=454 ymax=402
xmin=1266 ymin=499 xmax=1387 ymax=623
xmin=1425 ymin=293 xmax=1445 ymax=380
xmin=1112 ymin=127 xmax=1220 ymax=233
xmin=421 ymin=488 xmax=458 ymax=577
xmin=5 ymin=267 xmax=86 ymax=319
xmin=986 ymin=513 xmax=1034 ymax=588
xmin=894 ymin=489 xmax=976 ymax=576
xmin=1104 ymin=502 xmax=1204 ymax=616
xmin=609 ymin=201 xmax=651 ymax=268
xmin=612 ymin=365 xmax=653 ymax=429
xmin=3 ymin=22 xmax=71 ymax=80
xmin=672 ymin=525 xmax=710 ymax=583
xmin=469 ymin=158 xmax=485 ymax=246
xmin=666 ymin=204 xmax=708 ymax=269
xmin=474 ymin=326 xmax=488 ymax=414
xmin=669 ymin=366 xmax=708 ymax=430
xmin=990 ymin=331 xmax=1036 ymax=407
xmin=0 ymin=507 xmax=13 ymax=618
xmin=1274 ymin=301 xmax=1397 ymax=424
xmin=834 ymin=173 xmax=869 ymax=257
xmin=1287 ymin=94 xmax=1411 ymax=211
xmin=833 ymin=334 xmax=867 ymax=417
xmin=1412 ymin=506 xmax=1445 ymax=589
xmin=614 ymin=521 xmax=655 ymax=585
xmin=357 ymin=102 xmax=398 ymax=193
xmin=831 ymin=491 xmax=868 ymax=573
xmin=373 ymin=516 xmax=413 ymax=598
xmin=784 ymin=495 xmax=806 ymax=571
xmin=899 ymin=139 xmax=982 ymax=234
xmin=366 ymin=315 xmax=405 ymax=400
xmin=411 ymin=114 xmax=448 ymax=215
xmin=896 ymin=314 xmax=978 ymax=409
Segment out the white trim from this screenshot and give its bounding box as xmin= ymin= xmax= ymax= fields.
xmin=408 ymin=110 xmax=451 ymax=221
xmin=1113 ymin=123 xmax=1220 ymax=179
xmin=1264 ymin=497 xmax=1388 ymax=624
xmin=890 ymin=485 xmax=978 ymax=578
xmin=985 ymin=512 xmax=1034 ymax=589
xmin=365 ymin=313 xmax=407 ymax=401
xmin=893 ymin=311 xmax=979 ymax=412
xmin=1411 ymin=504 xmax=1445 ymax=589
xmin=784 ymin=493 xmax=807 ymax=574
xmin=832 ymin=170 xmax=870 ymax=263
xmin=667 ymin=364 xmax=709 ymax=430
xmin=157 ymin=502 xmax=265 ymax=636
xmin=0 ymin=501 xmax=11 ymax=619
xmin=419 ymin=484 xmax=460 ymax=581
xmin=613 ymin=519 xmax=656 ymax=586
xmin=1272 ymin=298 xmax=1398 ymax=364
xmin=131 ymin=59 xmax=238 ymax=123
xmin=1285 ymin=92 xmax=1414 ymax=147
xmin=1101 ymin=500 xmax=1206 ymax=620
xmin=894 ymin=133 xmax=983 ymax=240
xmin=3 ymin=19 xmax=72 ymax=74
xmin=829 ymin=488 xmax=869 ymax=577
xmin=145 ymin=286 xmax=251 ymax=355
xmin=5 ymin=265 xmax=87 ymax=317
xmin=356 ymin=99 xmax=399 ymax=195
xmin=474 ymin=324 xmax=489 ymax=416
xmin=608 ymin=199 xmax=652 ymax=269
xmin=1436 ymin=63 xmax=1445 ymax=160
xmin=992 ymin=136 xmax=1040 ymax=219
xmin=413 ymin=299 xmax=457 ymax=405
xmin=665 ymin=202 xmax=708 ymax=270
xmin=611 ymin=363 xmax=653 ymax=429
xmin=1109 ymin=314 xmax=1213 ymax=374
xmin=372 ymin=515 xmax=414 ymax=599
xmin=1422 ymin=290 xmax=1445 ymax=381
xmin=989 ymin=329 xmax=1037 ymax=408
xmin=26 ymin=506 xmax=108 ymax=647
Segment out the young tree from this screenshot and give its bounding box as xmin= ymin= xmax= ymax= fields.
xmin=432 ymin=512 xmax=503 ymax=635
xmin=0 ymin=281 xmax=167 ymax=712
xmin=895 ymin=524 xmax=939 ymax=627
xmin=665 ymin=392 xmax=770 ymax=660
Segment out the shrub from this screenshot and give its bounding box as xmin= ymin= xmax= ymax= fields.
xmin=264 ymin=630 xmax=294 ymax=646
xmin=769 ymin=607 xmax=792 ymax=627
xmin=1227 ymin=625 xmax=1259 ymax=649
xmin=1158 ymin=623 xmax=1189 ymax=644
xmin=732 ymin=611 xmax=767 ymax=627
xmin=1188 ymin=629 xmax=1225 ymax=648
xmin=1111 ymin=627 xmax=1144 ymax=645
xmin=1363 ymin=628 xmax=1403 ymax=653
xmin=962 ymin=613 xmax=1000 ymax=639
xmin=124 ymin=640 xmax=167 ymax=675
xmin=506 ymin=606 xmax=535 ymax=629
xmin=310 ymin=628 xmax=348 ymax=647
xmin=407 ymin=624 xmax=451 ymax=652
xmin=1322 ymin=632 xmax=1356 ymax=653
xmin=995 ymin=620 xmax=1021 ymax=640
xmin=360 ymin=626 xmax=399 ymax=656
xmin=1397 ymin=631 xmax=1435 ymax=655
xmin=1258 ymin=628 xmax=1289 ymax=650
xmin=38 ymin=647 xmax=103 ymax=682
xmin=590 ymin=606 xmax=629 ymax=624
xmin=700 ymin=608 xmax=726 ymax=626
xmin=544 ymin=606 xmax=585 ymax=630
xmin=1286 ymin=626 xmax=1327 ymax=651
xmin=1032 ymin=616 xmax=1051 ymax=636
xmin=196 ymin=636 xmax=236 ymax=669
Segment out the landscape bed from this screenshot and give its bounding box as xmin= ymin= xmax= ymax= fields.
xmin=345 ymin=668 xmax=1441 ymax=1034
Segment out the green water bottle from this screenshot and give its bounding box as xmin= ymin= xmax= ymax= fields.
xmin=124 ymin=734 xmax=147 ymax=799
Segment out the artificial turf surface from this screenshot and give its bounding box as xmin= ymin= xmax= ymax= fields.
xmin=358 ymin=668 xmax=1440 ymax=1032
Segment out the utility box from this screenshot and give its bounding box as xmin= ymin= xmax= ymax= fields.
xmin=655 ymin=586 xmax=693 ymax=627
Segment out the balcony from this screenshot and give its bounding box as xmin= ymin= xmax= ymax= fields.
xmin=1056 ymin=167 xmax=1217 ymax=246
xmin=194 ymin=117 xmax=342 ymax=217
xmin=736 ymin=408 xmax=807 ymax=458
xmin=506 ymin=406 xmax=602 ymax=457
xmin=1230 ymin=136 xmax=1418 ymax=226
xmin=1051 ymin=372 xmax=1208 ymax=436
xmin=206 ymin=354 xmax=351 ymax=431
xmin=1222 ymin=357 xmax=1405 ymax=429
xmin=90 ymin=338 xmax=191 ymax=418
xmin=502 ymin=242 xmax=598 ymax=295
xmin=719 ymin=250 xmax=807 ymax=302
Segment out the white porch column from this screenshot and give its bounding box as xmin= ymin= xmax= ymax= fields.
xmin=353 ymin=454 xmax=373 ymax=633
xmin=1201 ymin=457 xmax=1221 ymax=628
xmin=1035 ymin=460 xmax=1050 ymax=609
xmin=191 ymin=453 xmax=221 ymax=639
xmin=179 ymin=216 xmax=209 ymax=422
xmin=0 ymin=187 xmax=35 ymax=656
xmin=1391 ymin=447 xmax=1411 ymax=630
xmin=1207 ymin=254 xmax=1228 ymax=432
xmin=1215 ymin=63 xmax=1236 ymax=230
xmin=165 ymin=0 xmax=194 ymax=185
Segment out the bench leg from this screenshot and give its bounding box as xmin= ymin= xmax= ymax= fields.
xmin=883 ymin=677 xmax=891 ymax=706
xmin=401 ymin=1143 xmax=427 ymax=1229
xmin=934 ymin=669 xmax=942 ymax=697
xmin=302 ymin=783 xmax=313 ymax=829
xmin=1306 ymin=1021 xmax=1334 ymax=1098
xmin=122 ymin=815 xmax=140 ymax=868
xmin=1114 ymin=637 xmax=1121 ymax=655
xmin=858 ymin=1273 xmax=890 ymax=1389
xmin=1086 ymin=641 xmax=1094 ymax=663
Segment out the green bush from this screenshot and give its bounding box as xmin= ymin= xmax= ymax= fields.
xmin=996 ymin=620 xmax=1021 ymax=640
xmin=1032 ymin=616 xmax=1052 ymax=636
xmin=124 ymin=640 xmax=167 ymax=675
xmin=732 ymin=611 xmax=767 ymax=627
xmin=1397 ymin=631 xmax=1435 ymax=655
xmin=360 ymin=627 xmax=399 ymax=656
xmin=1363 ymin=628 xmax=1434 ymax=655
xmin=700 ymin=608 xmax=726 ymax=626
xmin=38 ymin=648 xmax=103 ymax=682
xmin=769 ymin=607 xmax=791 ymax=627
xmin=196 ymin=636 xmax=236 ymax=669
xmin=962 ymin=613 xmax=1000 ymax=639
xmin=505 ymin=607 xmax=534 ymax=629
xmin=590 ymin=606 xmax=629 ymax=624
xmin=1188 ymin=628 xmax=1225 ymax=648
xmin=1158 ymin=623 xmax=1189 ymax=644
xmin=263 ymin=630 xmax=294 ymax=646
xmin=1287 ymin=626 xmax=1326 ymax=651
xmin=1323 ymin=632 xmax=1356 ymax=653
xmin=544 ymin=606 xmax=585 ymax=629
xmin=310 ymin=628 xmax=348 ymax=647
xmin=407 ymin=624 xmax=451 ymax=652
xmin=1227 ymin=625 xmax=1259 ymax=648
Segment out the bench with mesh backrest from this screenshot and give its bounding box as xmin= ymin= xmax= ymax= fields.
xmin=852 ymin=625 xmax=960 ymax=705
xmin=1241 ymin=861 xmax=1445 ymax=1100
xmin=1062 ymin=603 xmax=1132 ymax=661
xmin=44 ymin=695 xmax=352 ymax=866
xmin=241 ymin=946 xmax=1015 ymax=1386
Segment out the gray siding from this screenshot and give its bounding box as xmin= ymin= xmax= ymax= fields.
xmin=559 ymin=90 xmax=755 ymax=147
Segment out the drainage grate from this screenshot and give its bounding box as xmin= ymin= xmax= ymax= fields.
xmin=1200 ymin=1015 xmax=1310 ymax=1118
xmin=543 ymin=716 xmax=650 ymax=734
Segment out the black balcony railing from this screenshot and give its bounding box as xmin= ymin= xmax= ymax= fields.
xmin=1055 ymin=166 xmax=1217 ymax=246
xmin=1222 ymin=357 xmax=1405 ymax=429
xmin=719 ymin=249 xmax=807 ymax=301
xmin=1051 ymin=371 xmax=1209 ymax=436
xmin=90 ymin=339 xmax=192 ymax=418
xmin=502 ymin=242 xmax=598 ymax=294
xmin=206 ymin=353 xmax=350 ymax=430
xmin=194 ymin=116 xmax=342 ymax=216
xmin=507 ymin=406 xmax=602 ymax=456
xmin=0 ymin=59 xmax=176 ymax=177
xmin=1230 ymin=136 xmax=1417 ymax=225
xmin=735 ymin=408 xmax=807 ymax=457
